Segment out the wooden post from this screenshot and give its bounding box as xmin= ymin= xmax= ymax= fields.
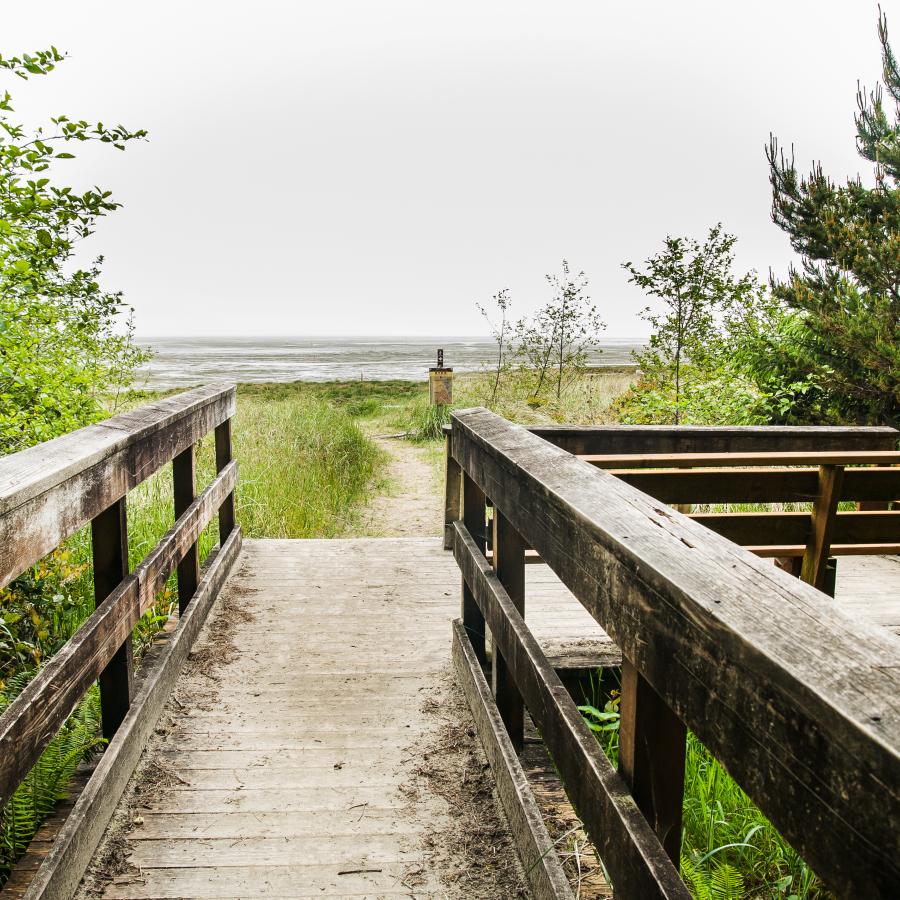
xmin=618 ymin=658 xmax=686 ymax=866
xmin=215 ymin=419 xmax=235 ymax=542
xmin=462 ymin=471 xmax=487 ymax=664
xmin=90 ymin=498 xmax=133 ymax=741
xmin=801 ymin=464 xmax=844 ymax=591
xmin=173 ymin=444 xmax=200 ymax=614
xmin=444 ymin=430 xmax=461 ymax=551
xmin=492 ymin=509 xmax=526 ymax=751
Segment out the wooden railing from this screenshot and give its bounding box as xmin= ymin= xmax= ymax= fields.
xmin=445 ymin=409 xmax=899 ymax=899
xmin=445 ymin=423 xmax=900 ymax=593
xmin=0 ymin=384 xmax=240 ymax=810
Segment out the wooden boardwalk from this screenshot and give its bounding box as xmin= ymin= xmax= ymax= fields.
xmin=69 ymin=537 xmax=899 ymax=899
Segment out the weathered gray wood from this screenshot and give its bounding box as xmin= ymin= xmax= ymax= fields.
xmin=450 ymin=407 xmax=900 ymax=898
xmin=0 ymin=384 xmax=235 ymax=590
xmin=453 ymin=522 xmax=690 ymax=899
xmin=690 ymin=509 xmax=899 ymax=546
xmin=214 ymin=418 xmax=235 ymax=542
xmin=453 ymin=620 xmax=574 ymax=900
xmin=462 ymin=471 xmax=487 ymax=663
xmin=491 ymin=509 xmax=526 ymax=751
xmin=74 ymin=538 xmax=527 ymax=900
xmin=618 ymin=659 xmax=686 ymax=865
xmin=582 ymin=450 xmax=900 ymax=469
xmin=615 ymin=465 xmax=900 ymax=505
xmin=0 ymin=461 xmax=237 ymax=806
xmin=801 ymin=465 xmax=845 ymax=590
xmin=90 ymin=498 xmax=133 ymax=741
xmin=444 ymin=430 xmax=462 ymax=550
xmin=21 ymin=527 xmax=242 ymax=900
xmin=172 ymin=445 xmax=200 ymax=614
xmin=529 ymin=424 xmax=898 ymax=456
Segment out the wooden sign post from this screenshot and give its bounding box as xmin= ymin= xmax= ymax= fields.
xmin=429 ymin=348 xmax=453 ymax=405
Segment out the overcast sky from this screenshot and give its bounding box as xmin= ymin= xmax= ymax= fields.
xmin=4 ymin=1 xmax=894 ymax=337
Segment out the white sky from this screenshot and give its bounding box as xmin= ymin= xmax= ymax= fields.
xmin=4 ymin=1 xmax=894 ymax=337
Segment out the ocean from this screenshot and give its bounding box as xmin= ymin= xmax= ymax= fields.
xmin=135 ymin=336 xmax=643 ymax=390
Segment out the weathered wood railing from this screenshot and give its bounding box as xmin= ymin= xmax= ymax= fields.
xmin=445 ymin=423 xmax=899 ymax=593
xmin=445 ymin=409 xmax=899 ymax=899
xmin=0 ymin=384 xmax=242 ymax=895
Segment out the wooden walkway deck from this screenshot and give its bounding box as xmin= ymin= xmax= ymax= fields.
xmin=68 ymin=537 xmax=899 ymax=899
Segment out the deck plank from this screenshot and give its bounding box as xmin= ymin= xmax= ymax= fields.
xmin=68 ymin=537 xmax=898 ymax=900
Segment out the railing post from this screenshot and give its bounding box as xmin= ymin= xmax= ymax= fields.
xmin=618 ymin=658 xmax=686 ymax=866
xmin=215 ymin=418 xmax=236 ymax=542
xmin=492 ymin=509 xmax=525 ymax=751
xmin=462 ymin=471 xmax=487 ymax=664
xmin=444 ymin=428 xmax=461 ymax=551
xmin=801 ymin=464 xmax=844 ymax=591
xmin=173 ymin=444 xmax=200 ymax=614
xmin=90 ymin=497 xmax=133 ymax=741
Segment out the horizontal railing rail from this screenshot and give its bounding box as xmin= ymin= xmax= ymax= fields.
xmin=446 ymin=408 xmax=900 ymax=898
xmin=0 ymin=384 xmax=239 ymax=809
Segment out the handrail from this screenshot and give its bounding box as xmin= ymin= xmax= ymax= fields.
xmin=0 ymin=383 xmax=236 ymax=589
xmin=0 ymin=385 xmax=239 ymax=808
xmin=447 ymin=407 xmax=900 ymax=898
xmin=441 ymin=422 xmax=898 ymax=455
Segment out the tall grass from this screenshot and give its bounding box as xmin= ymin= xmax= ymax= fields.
xmin=579 ymin=672 xmax=830 ymax=899
xmin=230 ymin=394 xmax=382 ymax=537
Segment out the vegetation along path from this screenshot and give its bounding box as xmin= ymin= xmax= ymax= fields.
xmin=359 ymin=435 xmax=444 ymax=538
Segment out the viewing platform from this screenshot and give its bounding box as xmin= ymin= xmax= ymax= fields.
xmin=0 ymin=385 xmax=897 ymax=899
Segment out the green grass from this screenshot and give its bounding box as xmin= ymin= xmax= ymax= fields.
xmin=579 ymin=671 xmax=831 ymax=900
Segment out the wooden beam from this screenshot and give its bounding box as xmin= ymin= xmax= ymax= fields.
xmin=90 ymin=498 xmax=133 ymax=741
xmin=619 ymin=659 xmax=686 ymax=865
xmin=453 ymin=522 xmax=690 ymax=899
xmin=689 ymin=509 xmax=900 ymax=547
xmin=614 ymin=465 xmax=900 ymax=505
xmin=22 ymin=526 xmax=242 ymax=900
xmin=0 ymin=460 xmax=237 ymax=807
xmin=452 ymin=620 xmax=575 ymax=900
xmin=214 ymin=418 xmax=236 ymax=543
xmin=462 ymin=471 xmax=487 ymax=664
xmin=526 ymin=424 xmax=898 ymax=457
xmin=801 ymin=465 xmax=845 ymax=591
xmin=492 ymin=509 xmax=526 ymax=751
xmin=581 ymin=450 xmax=900 ymax=469
xmin=450 ymin=407 xmax=900 ymax=897
xmin=444 ymin=431 xmax=462 ymax=550
xmin=0 ymin=384 xmax=236 ymax=591
xmin=173 ymin=445 xmax=200 ymax=614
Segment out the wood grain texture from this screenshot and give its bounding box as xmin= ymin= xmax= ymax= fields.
xmin=90 ymin=498 xmax=133 ymax=741
xmin=0 ymin=461 xmax=236 ymax=806
xmin=450 ymin=407 xmax=900 ymax=898
xmin=615 ymin=465 xmax=900 ymax=505
xmin=19 ymin=528 xmax=242 ymax=900
xmin=77 ymin=539 xmax=529 ymax=900
xmin=581 ymin=450 xmax=900 ymax=469
xmin=172 ymin=445 xmax=200 ymax=614
xmin=444 ymin=423 xmax=899 ymax=457
xmin=453 ymin=523 xmax=690 ymax=899
xmin=0 ymin=384 xmax=235 ymax=590
xmin=491 ymin=509 xmax=526 ymax=751
xmin=618 ymin=659 xmax=686 ymax=865
xmin=801 ymin=466 xmax=845 ymax=589
xmin=453 ymin=619 xmax=575 ymax=900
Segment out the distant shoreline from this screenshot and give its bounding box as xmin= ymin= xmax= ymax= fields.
xmin=135 ymin=336 xmax=643 ymax=391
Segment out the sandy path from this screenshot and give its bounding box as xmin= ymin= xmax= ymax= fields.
xmin=358 ymin=435 xmax=444 ymax=537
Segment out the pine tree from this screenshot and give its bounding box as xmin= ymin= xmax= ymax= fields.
xmin=766 ymin=10 xmax=900 ymax=426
